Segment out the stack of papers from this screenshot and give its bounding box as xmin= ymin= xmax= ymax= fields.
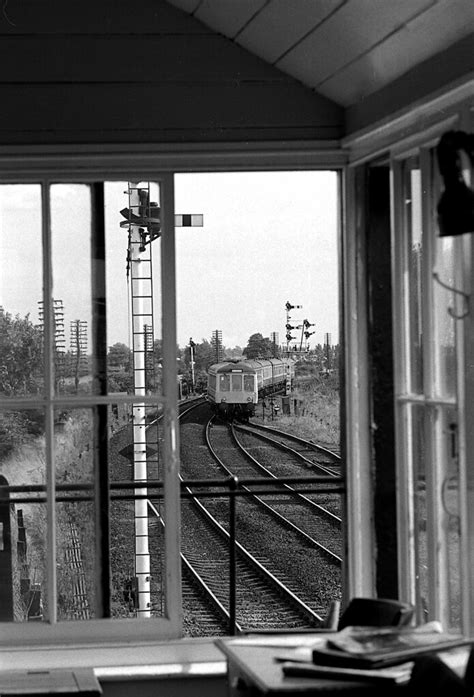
xmin=280 ymin=660 xmax=414 ymax=685
xmin=275 ymin=624 xmax=474 ymax=685
xmin=311 ymin=625 xmax=473 ymax=668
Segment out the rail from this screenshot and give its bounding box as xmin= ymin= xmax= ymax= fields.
xmin=2 ymin=474 xmax=345 ymax=633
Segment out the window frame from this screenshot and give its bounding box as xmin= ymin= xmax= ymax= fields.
xmin=391 ymin=145 xmax=461 ymax=627
xmin=343 ymin=86 xmax=474 ymax=629
xmin=0 ymin=148 xmax=346 ymax=649
xmin=0 ymin=171 xmax=183 ymax=645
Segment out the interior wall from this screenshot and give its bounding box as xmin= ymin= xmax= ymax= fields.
xmin=0 ymin=0 xmax=342 ymax=146
xmin=345 ymin=34 xmax=473 ymax=136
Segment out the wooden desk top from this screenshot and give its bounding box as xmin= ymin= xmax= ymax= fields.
xmin=216 ymin=638 xmax=402 ymax=695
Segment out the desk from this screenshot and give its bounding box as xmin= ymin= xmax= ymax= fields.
xmin=216 ymin=637 xmax=402 ymax=696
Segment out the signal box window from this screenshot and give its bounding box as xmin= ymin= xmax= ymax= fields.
xmin=0 ymin=178 xmax=181 ymax=644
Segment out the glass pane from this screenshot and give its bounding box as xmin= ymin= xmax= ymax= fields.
xmin=106 ymin=182 xmax=165 ymax=620
xmin=105 ymin=181 xmax=162 ymax=397
xmin=108 ymin=400 xmax=165 ymax=619
xmin=231 ymin=374 xmax=242 ymax=391
xmin=55 ymin=408 xmax=95 ymax=621
xmin=244 ymin=375 xmax=254 ymax=391
xmin=0 ymin=408 xmax=46 ymax=622
xmin=437 ymin=409 xmax=461 ymax=632
xmin=410 ymin=403 xmax=427 ymax=619
xmin=50 ymin=403 xmax=165 ymax=622
xmin=175 ymin=172 xmax=341 ymax=636
xmin=0 ymin=185 xmax=43 ymax=399
xmin=219 ymin=375 xmax=230 ymax=391
xmin=403 ymin=159 xmax=423 ymax=394
xmin=432 ymin=236 xmax=457 ymax=399
xmin=432 ymin=149 xmax=457 ymax=399
xmin=51 ymin=184 xmax=92 ymax=397
xmin=412 ymin=403 xmax=461 ymax=631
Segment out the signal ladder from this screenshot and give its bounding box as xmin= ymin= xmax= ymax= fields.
xmin=123 ymin=182 xmax=161 ymax=618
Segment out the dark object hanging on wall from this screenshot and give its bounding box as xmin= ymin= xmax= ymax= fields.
xmin=436 ymin=130 xmax=474 ymax=237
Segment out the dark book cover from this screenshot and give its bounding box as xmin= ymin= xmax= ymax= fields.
xmin=311 ymin=627 xmax=474 ymax=669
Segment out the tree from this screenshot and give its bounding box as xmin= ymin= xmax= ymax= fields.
xmin=180 ymin=339 xmax=216 ymax=373
xmin=0 ymin=309 xmax=44 ymax=459
xmin=0 ymin=310 xmax=43 ymax=396
xmin=107 ymin=342 xmax=132 ymax=369
xmin=225 ymin=346 xmax=243 ymax=360
xmin=243 ymin=333 xmax=274 ymax=360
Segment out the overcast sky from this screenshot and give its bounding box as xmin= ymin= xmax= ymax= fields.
xmin=0 ymin=171 xmax=339 ymax=353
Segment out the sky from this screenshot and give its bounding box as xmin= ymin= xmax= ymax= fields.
xmin=0 ymin=171 xmax=339 ymax=353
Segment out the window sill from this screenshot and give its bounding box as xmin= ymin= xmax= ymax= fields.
xmin=0 ymin=637 xmax=228 ymax=680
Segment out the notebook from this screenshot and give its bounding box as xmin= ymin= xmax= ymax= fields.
xmin=310 ymin=626 xmax=474 ymax=669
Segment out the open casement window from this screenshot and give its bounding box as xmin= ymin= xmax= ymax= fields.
xmin=0 ymin=176 xmax=182 ymax=644
xmin=392 ymin=140 xmax=473 ymax=633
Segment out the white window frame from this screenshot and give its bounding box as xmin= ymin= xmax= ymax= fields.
xmin=390 ymin=106 xmax=474 ymax=633
xmin=0 ymin=171 xmax=183 ymax=645
xmin=343 ymin=81 xmax=474 ymax=632
xmin=0 ymin=145 xmax=347 ymax=650
xmin=391 ymin=144 xmax=461 ymax=627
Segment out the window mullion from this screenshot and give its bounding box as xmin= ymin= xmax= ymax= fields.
xmin=90 ymin=182 xmax=110 ymax=618
xmin=420 ymin=148 xmax=448 ymax=625
xmin=458 ymin=228 xmax=474 ymax=634
xmin=42 ymin=181 xmax=57 ymax=623
xmin=391 ymin=158 xmax=417 ymax=607
xmin=160 ymin=174 xmax=182 ymax=630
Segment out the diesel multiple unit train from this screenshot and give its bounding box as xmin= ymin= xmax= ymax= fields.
xmin=207 ymin=357 xmax=294 ymax=420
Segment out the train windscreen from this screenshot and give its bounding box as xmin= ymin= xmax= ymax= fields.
xmin=219 ymin=374 xmax=230 ymax=391
xmin=244 ymin=375 xmax=255 ymax=392
xmin=231 ymin=374 xmax=242 ymax=391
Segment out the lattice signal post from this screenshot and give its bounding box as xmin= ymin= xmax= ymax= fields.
xmin=70 ymin=320 xmax=88 ymax=392
xmin=120 ymin=182 xmax=203 ymax=618
xmin=38 ymin=299 xmax=66 ymax=392
xmin=211 ymin=330 xmax=223 ymax=363
xmin=270 ymin=332 xmax=279 ymax=358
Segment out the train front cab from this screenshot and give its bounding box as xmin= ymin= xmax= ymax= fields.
xmin=208 ymin=363 xmax=258 ymax=420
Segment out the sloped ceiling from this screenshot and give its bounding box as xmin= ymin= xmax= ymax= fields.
xmin=165 ymin=0 xmax=474 ymax=109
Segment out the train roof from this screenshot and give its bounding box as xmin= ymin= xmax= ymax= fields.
xmin=208 ymin=358 xmax=292 ymax=374
xmin=208 ymin=361 xmax=257 ymax=374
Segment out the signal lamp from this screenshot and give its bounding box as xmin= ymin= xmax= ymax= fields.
xmin=437 ymin=130 xmax=474 ymax=237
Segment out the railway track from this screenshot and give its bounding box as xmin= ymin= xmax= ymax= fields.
xmin=177 ymin=402 xmax=344 ymax=634
xmin=105 ymin=397 xmax=343 ymax=634
xmin=206 ymin=420 xmax=343 ymax=560
xmin=231 ymin=422 xmax=342 ymax=518
xmin=239 ymin=420 xmax=341 ymax=475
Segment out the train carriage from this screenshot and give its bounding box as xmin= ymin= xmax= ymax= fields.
xmin=207 ymin=357 xmax=294 ymax=421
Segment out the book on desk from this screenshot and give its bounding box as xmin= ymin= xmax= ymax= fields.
xmin=280 ymin=660 xmax=413 ymax=685
xmin=273 ymin=624 xmax=474 ymax=684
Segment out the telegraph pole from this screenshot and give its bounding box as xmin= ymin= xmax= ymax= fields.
xmin=189 ymin=338 xmax=196 ymax=393
xmin=212 ymin=330 xmax=223 ymax=363
xmin=70 ymin=319 xmax=87 ymax=393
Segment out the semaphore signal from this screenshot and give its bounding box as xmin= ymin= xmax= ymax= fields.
xmin=120 ymin=182 xmax=203 ymax=619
